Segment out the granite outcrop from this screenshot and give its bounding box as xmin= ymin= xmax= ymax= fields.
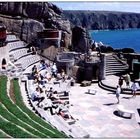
xmin=0 ymin=2 xmax=71 ymax=47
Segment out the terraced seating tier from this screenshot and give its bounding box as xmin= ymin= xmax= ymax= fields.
xmin=98 ymin=77 xmax=140 ymax=95
xmin=12 ymin=79 xmax=68 ymax=138
xmin=0 ymin=130 xmax=10 ymax=138
xmin=9 ymin=48 xmax=31 ymax=61
xmin=15 ymin=55 xmax=41 ymax=70
xmin=6 ymin=34 xmax=19 ymax=43
xmin=0 ymin=76 xmax=66 ymax=138
xmin=7 ymin=41 xmax=26 ymax=52
xmin=0 ymin=115 xmax=35 ymax=138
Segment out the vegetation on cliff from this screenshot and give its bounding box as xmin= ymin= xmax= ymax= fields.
xmin=63 ymin=10 xmax=140 ymax=30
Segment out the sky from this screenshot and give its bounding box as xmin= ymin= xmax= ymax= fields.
xmin=52 ymin=2 xmax=140 ymax=13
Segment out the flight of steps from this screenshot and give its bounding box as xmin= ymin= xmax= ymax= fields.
xmin=105 ymin=54 xmax=129 ymax=76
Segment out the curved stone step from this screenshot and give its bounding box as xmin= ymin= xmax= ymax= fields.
xmin=99 ymin=80 xmax=140 ymax=95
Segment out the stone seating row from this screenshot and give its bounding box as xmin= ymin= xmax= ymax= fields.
xmin=26 ymin=78 xmax=89 ymax=138
xmin=6 ymin=34 xmax=19 ymax=42
xmin=7 ymin=41 xmax=26 ymax=52
xmin=26 ymin=79 xmax=74 ymax=137
xmin=15 ymin=55 xmax=41 ymax=71
xmin=9 ymin=48 xmax=31 ymax=61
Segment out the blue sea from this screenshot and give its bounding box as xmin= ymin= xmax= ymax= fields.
xmin=89 ymin=29 xmax=140 ymax=53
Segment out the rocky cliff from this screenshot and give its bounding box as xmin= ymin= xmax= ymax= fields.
xmin=63 ymin=10 xmax=140 ymax=30
xmin=0 ymin=2 xmax=71 ymax=46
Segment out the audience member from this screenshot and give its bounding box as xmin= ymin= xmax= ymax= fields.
xmin=43 ymin=97 xmax=57 ymax=115
xmin=39 ymin=60 xmax=46 ymax=71
xmin=51 ymin=63 xmax=58 ymax=78
xmin=31 ymin=87 xmax=45 ymax=107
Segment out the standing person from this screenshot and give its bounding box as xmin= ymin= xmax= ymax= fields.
xmin=118 ymin=76 xmax=123 ymax=88
xmin=116 ymin=85 xmax=121 ymax=104
xmin=124 ymin=73 xmax=131 ymax=88
xmin=131 ymin=81 xmax=139 ymax=98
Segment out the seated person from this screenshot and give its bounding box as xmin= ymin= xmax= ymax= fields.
xmin=56 ymin=73 xmax=62 ymax=80
xmin=39 ymin=60 xmax=46 ymax=71
xmin=45 ymin=71 xmax=52 ymax=81
xmin=51 ymin=63 xmax=58 ymax=78
xmin=46 ymin=87 xmax=54 ymax=97
xmin=31 ymin=87 xmax=45 ymax=107
xmin=56 ymin=105 xmax=74 ymax=120
xmin=49 ymin=91 xmax=62 ymax=103
xmin=43 ymin=97 xmax=57 ymax=115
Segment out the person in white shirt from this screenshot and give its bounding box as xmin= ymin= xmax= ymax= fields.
xmin=131 ymin=81 xmax=139 ymax=98
xmin=116 ymin=85 xmax=121 ymax=104
xmin=51 ymin=63 xmax=57 ymax=78
xmin=43 ymin=97 xmax=57 ymax=115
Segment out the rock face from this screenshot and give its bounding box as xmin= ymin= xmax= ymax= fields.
xmin=63 ymin=10 xmax=140 ymax=30
xmin=0 ymin=2 xmax=71 ymax=47
xmin=72 ymin=26 xmax=91 ymax=53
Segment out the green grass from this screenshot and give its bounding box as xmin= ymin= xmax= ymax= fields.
xmin=13 ymin=79 xmax=68 ymax=138
xmin=0 ymin=103 xmax=41 ymax=138
xmin=0 ymin=115 xmax=35 ymax=138
xmin=0 ymin=130 xmax=10 ymax=138
xmin=0 ymin=76 xmax=53 ymax=138
xmin=0 ymin=76 xmax=68 ymax=138
xmin=0 ymin=76 xmax=43 ymax=138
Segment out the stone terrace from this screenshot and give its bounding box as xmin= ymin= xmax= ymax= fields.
xmin=69 ymin=76 xmax=140 ymax=138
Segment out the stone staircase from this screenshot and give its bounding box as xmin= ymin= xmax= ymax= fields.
xmin=105 ymin=54 xmax=129 ymax=76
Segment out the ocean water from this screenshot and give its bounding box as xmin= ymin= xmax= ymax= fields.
xmin=89 ymin=29 xmax=140 ymax=53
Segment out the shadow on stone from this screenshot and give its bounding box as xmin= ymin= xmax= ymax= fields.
xmin=137 ymin=108 xmax=140 ymax=117
xmin=113 ymin=110 xmax=131 ymax=119
xmin=107 ymin=92 xmax=115 ymax=95
xmin=103 ymin=103 xmax=117 ymax=106
xmin=122 ymin=96 xmax=131 ymax=100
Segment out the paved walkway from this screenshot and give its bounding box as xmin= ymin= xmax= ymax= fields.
xmin=69 ymin=82 xmax=140 ymax=138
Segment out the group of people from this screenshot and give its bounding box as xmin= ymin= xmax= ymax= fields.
xmin=30 ymin=60 xmax=73 ymax=120
xmin=116 ymin=73 xmax=139 ymax=103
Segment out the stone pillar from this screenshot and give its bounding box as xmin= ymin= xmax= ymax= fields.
xmin=99 ymin=53 xmax=106 ymax=80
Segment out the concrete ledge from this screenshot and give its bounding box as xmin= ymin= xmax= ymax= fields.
xmin=117 ymin=105 xmax=135 ymax=118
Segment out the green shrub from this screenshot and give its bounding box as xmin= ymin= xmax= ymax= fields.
xmin=13 ymin=79 xmax=68 ymax=138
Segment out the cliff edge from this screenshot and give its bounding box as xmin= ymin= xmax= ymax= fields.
xmin=63 ymin=10 xmax=140 ymax=30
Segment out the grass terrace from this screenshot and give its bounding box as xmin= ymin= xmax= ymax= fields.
xmin=0 ymin=76 xmax=68 ymax=138
xmin=0 ymin=130 xmax=10 ymax=138
xmin=12 ymin=78 xmax=68 ymax=138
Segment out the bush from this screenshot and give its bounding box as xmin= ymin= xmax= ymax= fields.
xmin=121 ymin=48 xmax=135 ymax=53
